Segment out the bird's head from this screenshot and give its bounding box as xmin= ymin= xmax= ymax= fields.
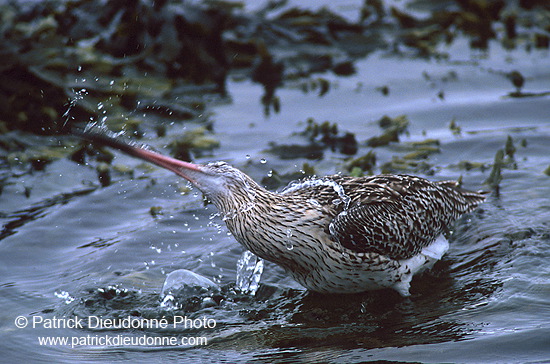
xmin=177 ymin=160 xmax=261 ymax=207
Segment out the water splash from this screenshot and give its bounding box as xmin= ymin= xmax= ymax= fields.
xmin=307 ymin=198 xmax=322 ymax=207
xmin=285 ymin=229 xmax=295 ymax=251
xmin=160 ymin=269 xmax=219 ymax=309
xmin=54 ymin=290 xmax=75 ymax=304
xmin=62 ymin=88 xmax=88 ymax=128
xmin=236 ymin=250 xmax=264 ymax=295
xmin=282 ymin=177 xmax=351 ymax=209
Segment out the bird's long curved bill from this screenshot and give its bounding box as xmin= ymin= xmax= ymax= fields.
xmin=74 ymin=128 xmax=202 ymax=181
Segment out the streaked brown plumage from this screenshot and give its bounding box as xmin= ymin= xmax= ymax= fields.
xmin=77 ymin=129 xmax=486 ymax=296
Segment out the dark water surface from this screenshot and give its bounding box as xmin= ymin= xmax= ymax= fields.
xmin=1 ymin=1 xmax=550 ymax=363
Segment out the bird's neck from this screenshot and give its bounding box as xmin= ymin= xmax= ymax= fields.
xmin=216 ymin=186 xmax=325 ymax=272
xmin=211 ymin=180 xmax=275 ymax=220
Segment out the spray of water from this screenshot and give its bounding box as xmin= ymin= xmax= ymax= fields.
xmin=282 ymin=177 xmax=351 ymax=209
xmin=235 ymin=250 xmax=264 ymax=295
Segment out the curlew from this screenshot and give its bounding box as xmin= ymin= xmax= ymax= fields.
xmin=76 ymin=129 xmax=485 ymax=296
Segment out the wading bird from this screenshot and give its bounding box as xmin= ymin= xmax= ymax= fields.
xmin=77 ymin=129 xmax=485 ymax=296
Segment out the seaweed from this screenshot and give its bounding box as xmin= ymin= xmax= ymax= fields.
xmin=367 ymin=115 xmax=409 ymax=147
xmin=168 ymin=127 xmax=220 ymax=161
xmin=346 ymin=150 xmax=377 ymax=175
xmin=484 ymin=149 xmax=504 ymax=195
xmin=261 ymin=163 xmax=317 ymax=190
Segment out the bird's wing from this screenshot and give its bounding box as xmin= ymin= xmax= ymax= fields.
xmin=328 ymin=175 xmax=465 ymax=260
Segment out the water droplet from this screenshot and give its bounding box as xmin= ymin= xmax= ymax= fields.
xmin=260 ymin=158 xmax=267 ymax=164
xmin=267 ymin=170 xmax=273 ymax=177
xmin=245 ymin=154 xmax=251 ymax=160
xmin=307 ymin=198 xmax=321 ymax=207
xmin=328 ymin=222 xmax=336 ymax=236
xmin=236 ymin=251 xmax=264 ymax=295
xmin=285 ymin=229 xmax=294 ymax=250
xmin=54 ymin=291 xmax=75 ymax=305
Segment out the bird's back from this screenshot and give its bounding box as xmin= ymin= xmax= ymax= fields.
xmin=282 ymin=174 xmax=485 ymax=260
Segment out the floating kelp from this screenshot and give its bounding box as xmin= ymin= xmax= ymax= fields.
xmin=2 ymin=0 xmax=547 ymax=138
xmin=504 ymin=135 xmax=516 ymax=159
xmin=298 ymin=118 xmax=358 ymax=156
xmin=168 ymin=127 xmax=220 ymax=161
xmin=454 ymin=161 xmax=489 ymax=172
xmin=294 ymin=77 xmax=331 ymax=97
xmin=403 ymin=147 xmax=440 ymax=160
xmin=381 ymin=156 xmax=435 ymax=175
xmin=367 ymin=115 xmax=409 ymax=147
xmin=265 ymin=142 xmax=324 ymax=161
xmin=0 ymin=66 xmax=93 ymax=135
xmin=390 ymin=0 xmax=550 ymax=55
xmin=1 ymin=0 xmax=232 ymax=135
xmin=261 ymin=163 xmax=316 ymax=190
xmin=449 ymin=119 xmax=462 ymax=136
xmin=484 ymin=149 xmax=504 ymax=195
xmin=346 ymin=150 xmax=377 ymax=175
xmin=507 ymin=71 xmax=525 ymax=94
